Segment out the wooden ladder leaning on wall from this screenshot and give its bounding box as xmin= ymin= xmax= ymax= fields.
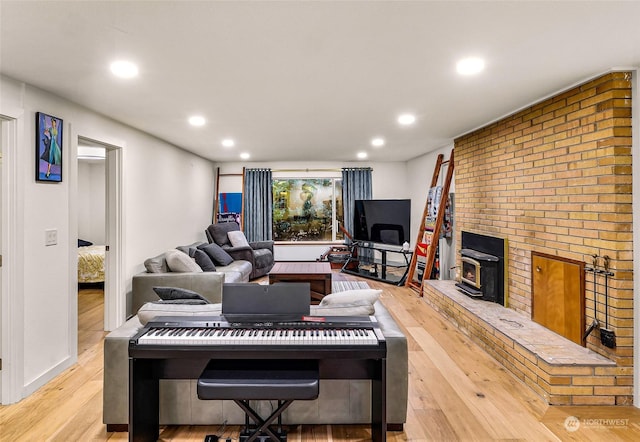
xmin=405 ymin=149 xmax=454 ymax=296
xmin=214 ymin=167 xmax=244 ymax=227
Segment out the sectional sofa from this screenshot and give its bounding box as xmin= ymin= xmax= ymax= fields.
xmin=105 ymin=270 xmax=408 ymax=432
xmin=127 ymin=245 xmax=251 ymax=315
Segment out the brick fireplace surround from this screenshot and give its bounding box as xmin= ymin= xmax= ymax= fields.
xmin=424 ymin=72 xmax=633 ymax=405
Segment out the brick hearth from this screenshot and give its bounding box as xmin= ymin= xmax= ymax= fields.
xmin=424 ymin=280 xmax=633 ymax=406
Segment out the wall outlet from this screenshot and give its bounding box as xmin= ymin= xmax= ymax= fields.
xmin=45 ymin=229 xmax=57 ymax=246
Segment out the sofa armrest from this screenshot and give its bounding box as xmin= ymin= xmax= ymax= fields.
xmin=131 ymin=271 xmax=226 ymax=315
xmin=223 ymin=246 xmax=255 ymax=263
xmin=249 ymin=240 xmax=274 ymax=253
xmin=103 ymin=316 xmax=144 ymax=426
xmin=374 ymin=301 xmax=408 ymax=425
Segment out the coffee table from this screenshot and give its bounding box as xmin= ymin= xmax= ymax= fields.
xmin=268 ymin=262 xmax=332 ymax=305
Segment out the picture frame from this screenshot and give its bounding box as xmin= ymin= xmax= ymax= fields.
xmin=216 ymin=192 xmax=242 ymax=224
xmin=35 ymin=111 xmax=63 ymax=182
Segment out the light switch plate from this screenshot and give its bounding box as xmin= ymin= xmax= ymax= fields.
xmin=45 ymin=229 xmax=57 ymax=246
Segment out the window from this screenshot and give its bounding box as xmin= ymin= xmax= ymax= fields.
xmin=272 ymin=178 xmax=343 ymax=241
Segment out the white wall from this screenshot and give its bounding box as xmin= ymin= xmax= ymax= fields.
xmin=0 ymin=74 xmax=215 ymax=400
xmin=216 ymin=161 xmax=409 ymax=261
xmin=77 ymin=161 xmax=106 ymax=244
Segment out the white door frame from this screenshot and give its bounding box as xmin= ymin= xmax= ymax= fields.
xmin=1 ymin=110 xmax=25 ymax=404
xmin=105 ymin=144 xmax=125 ymax=330
xmin=76 ymin=136 xmax=125 ymax=331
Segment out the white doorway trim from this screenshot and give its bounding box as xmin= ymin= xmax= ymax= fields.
xmin=0 ymin=110 xmax=25 ymax=404
xmin=76 ymin=136 xmax=125 ymax=331
xmin=105 ymin=145 xmax=125 ymax=330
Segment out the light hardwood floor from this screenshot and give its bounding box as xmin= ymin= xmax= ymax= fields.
xmin=1 ymin=275 xmax=640 ymax=441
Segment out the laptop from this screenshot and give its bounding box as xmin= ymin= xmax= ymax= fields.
xmin=222 ymin=283 xmax=310 ymax=322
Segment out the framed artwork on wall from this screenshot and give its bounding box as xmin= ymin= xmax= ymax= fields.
xmin=217 ymin=192 xmax=242 ymax=224
xmin=35 ymin=111 xmax=63 ymax=182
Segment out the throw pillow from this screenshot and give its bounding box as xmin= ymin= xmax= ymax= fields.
xmin=227 ymin=230 xmax=250 ymax=248
xmin=176 ymin=241 xmax=205 ymax=255
xmin=198 ymin=243 xmax=234 ymax=266
xmin=78 ymin=239 xmax=93 ymax=247
xmin=144 ymin=253 xmax=169 ymax=273
xmin=319 ymin=289 xmax=382 ymax=307
xmin=165 ymin=249 xmax=203 ymax=273
xmin=210 ymin=222 xmax=240 ymax=247
xmin=155 ymin=299 xmax=208 ymax=305
xmin=190 ymin=248 xmax=217 ymax=272
xmin=310 ymin=300 xmax=375 ymax=316
xmin=153 ymin=286 xmax=210 ymax=302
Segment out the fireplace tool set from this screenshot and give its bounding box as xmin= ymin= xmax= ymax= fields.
xmin=584 ymin=254 xmax=616 ymax=348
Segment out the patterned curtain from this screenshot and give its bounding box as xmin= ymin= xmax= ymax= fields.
xmin=243 ymin=168 xmax=273 ymax=242
xmin=342 ymin=167 xmax=373 ymax=242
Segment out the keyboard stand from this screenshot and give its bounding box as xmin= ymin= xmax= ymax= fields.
xmin=235 ymin=399 xmax=290 ymax=442
xmin=197 ymin=360 xmax=319 ymax=442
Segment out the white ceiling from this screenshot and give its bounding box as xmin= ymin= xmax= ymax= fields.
xmin=1 ymin=1 xmax=639 ymax=163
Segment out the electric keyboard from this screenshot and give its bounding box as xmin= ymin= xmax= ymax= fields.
xmin=130 ymin=316 xmax=386 ymax=349
xmin=128 ymin=315 xmax=387 ymax=442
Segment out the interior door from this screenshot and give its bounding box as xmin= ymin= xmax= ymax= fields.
xmin=531 ymin=251 xmax=585 ymax=345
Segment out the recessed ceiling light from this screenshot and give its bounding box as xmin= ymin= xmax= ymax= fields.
xmin=240 ymin=152 xmax=250 ymax=160
xmin=456 ymin=57 xmax=485 ymax=75
xmin=222 ymin=138 xmax=235 ymax=148
xmin=357 ymin=152 xmax=368 ymax=159
xmin=188 ymin=115 xmax=206 ymax=126
xmin=110 ymin=60 xmax=138 ymax=79
xmin=397 ymin=114 xmax=416 ymax=126
xmin=371 ymin=137 xmax=385 ymax=147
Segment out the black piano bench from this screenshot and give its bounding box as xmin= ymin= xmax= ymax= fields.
xmin=197 ymin=359 xmax=319 ymax=442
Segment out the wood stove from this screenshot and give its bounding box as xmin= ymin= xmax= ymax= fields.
xmin=456 ymin=248 xmax=499 ymax=302
xmin=455 ymin=231 xmax=506 ymax=304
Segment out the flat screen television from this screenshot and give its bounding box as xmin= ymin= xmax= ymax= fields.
xmin=353 ymin=199 xmax=411 ymax=246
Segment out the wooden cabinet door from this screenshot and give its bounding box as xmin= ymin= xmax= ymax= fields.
xmin=531 ymin=252 xmax=585 ymax=346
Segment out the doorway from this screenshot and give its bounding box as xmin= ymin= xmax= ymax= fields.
xmin=77 ymin=136 xmax=124 ymax=334
xmin=77 ymin=141 xmax=106 ymax=350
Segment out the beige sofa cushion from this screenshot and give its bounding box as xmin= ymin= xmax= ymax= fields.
xmin=138 ymin=302 xmax=223 ymax=325
xmin=310 ymin=301 xmax=374 ymax=316
xmin=138 ymin=295 xmax=377 ymax=325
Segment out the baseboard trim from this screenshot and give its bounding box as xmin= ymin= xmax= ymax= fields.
xmin=22 ymin=356 xmax=76 ymax=398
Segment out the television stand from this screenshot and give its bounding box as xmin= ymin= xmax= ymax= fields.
xmin=341 ymin=242 xmax=412 ymax=286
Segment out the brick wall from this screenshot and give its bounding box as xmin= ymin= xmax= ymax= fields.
xmin=453 ymin=72 xmax=633 ymax=402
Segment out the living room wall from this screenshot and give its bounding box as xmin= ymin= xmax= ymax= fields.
xmin=0 ymin=74 xmax=215 ymax=401
xmin=454 ymin=72 xmax=633 ymax=381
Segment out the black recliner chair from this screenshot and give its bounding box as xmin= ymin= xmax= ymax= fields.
xmin=205 ymin=222 xmax=275 ymax=280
